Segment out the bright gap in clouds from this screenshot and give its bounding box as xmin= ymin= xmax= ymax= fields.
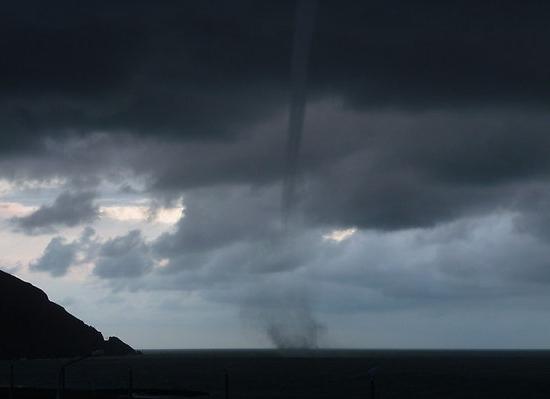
xmin=323 ymin=227 xmax=357 ymax=242
xmin=0 ymin=202 xmax=37 ymax=218
xmin=0 ymin=180 xmax=12 ymax=196
xmin=100 ymin=205 xmax=184 ymax=224
xmin=0 ymin=201 xmax=184 ymax=224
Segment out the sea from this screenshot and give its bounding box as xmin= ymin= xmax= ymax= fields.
xmin=2 ymin=349 xmax=550 ymax=398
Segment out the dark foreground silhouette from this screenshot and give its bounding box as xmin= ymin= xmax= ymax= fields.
xmin=4 ymin=350 xmax=550 ymax=398
xmin=0 ymin=386 xmax=207 ymax=398
xmin=0 ymin=270 xmax=136 ymax=359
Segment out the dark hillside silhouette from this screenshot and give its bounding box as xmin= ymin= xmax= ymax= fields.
xmin=0 ymin=270 xmax=136 ymax=359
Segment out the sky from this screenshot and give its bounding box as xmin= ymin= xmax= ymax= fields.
xmin=2 ymin=0 xmax=550 ymax=349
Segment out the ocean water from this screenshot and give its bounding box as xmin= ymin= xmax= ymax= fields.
xmin=2 ymin=349 xmax=550 ymax=398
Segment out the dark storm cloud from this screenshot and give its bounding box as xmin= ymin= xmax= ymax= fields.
xmin=0 ymin=1 xmax=549 ymax=233
xmin=30 ymin=227 xmax=153 ymax=278
xmin=137 ymin=108 xmax=550 ymax=230
xmin=311 ymin=1 xmax=550 ymax=109
xmin=72 ymin=186 xmax=322 ymax=285
xmin=28 ymin=227 xmax=97 ymax=276
xmin=0 ymin=0 xmax=295 ymax=153
xmin=94 ymin=230 xmax=154 ymax=279
xmin=154 ymin=187 xmax=281 ymax=257
xmin=295 ymin=108 xmax=550 ymax=230
xmin=29 ymin=226 xmax=98 ymax=277
xmin=11 ymin=191 xmax=99 ymax=234
xmin=5 ymin=105 xmax=550 ymax=233
xmin=1 ymin=0 xmax=549 ymax=154
xmin=29 ymin=236 xmax=78 ymax=277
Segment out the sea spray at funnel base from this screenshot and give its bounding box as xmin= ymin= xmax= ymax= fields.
xmin=241 ymin=283 xmax=325 ymax=349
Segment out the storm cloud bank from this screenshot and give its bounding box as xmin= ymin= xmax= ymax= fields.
xmin=1 ymin=1 xmax=549 ymax=155
xmin=4 ymin=1 xmax=550 ymax=348
xmin=1 ymin=2 xmax=549 ymax=220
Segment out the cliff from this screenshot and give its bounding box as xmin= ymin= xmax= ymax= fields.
xmin=0 ymin=270 xmax=137 ymax=359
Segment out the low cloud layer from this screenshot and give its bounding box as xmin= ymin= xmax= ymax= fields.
xmin=11 ymin=191 xmax=99 ymax=234
xmin=29 ymin=185 xmax=550 ymax=310
xmin=29 ymin=237 xmax=77 ymax=277
xmin=94 ymin=230 xmax=154 ymax=279
xmin=30 ymin=227 xmax=153 ymax=279
xmin=23 ymin=182 xmax=550 ymax=347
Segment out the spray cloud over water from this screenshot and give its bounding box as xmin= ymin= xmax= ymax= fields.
xmin=242 ymin=284 xmax=325 ymax=349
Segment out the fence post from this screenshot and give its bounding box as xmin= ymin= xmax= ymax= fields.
xmin=224 ymin=370 xmax=229 ymax=399
xmin=57 ymin=366 xmax=65 ymax=399
xmin=9 ymin=363 xmax=14 ymax=399
xmin=128 ymin=367 xmax=133 ymax=399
